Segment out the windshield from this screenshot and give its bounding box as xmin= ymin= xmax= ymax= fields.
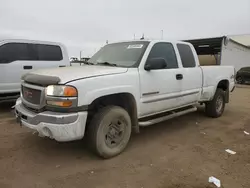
xmin=88 ymin=41 xmax=149 ymax=67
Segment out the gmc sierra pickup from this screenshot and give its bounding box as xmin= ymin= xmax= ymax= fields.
xmin=15 ymin=40 xmax=235 ymax=158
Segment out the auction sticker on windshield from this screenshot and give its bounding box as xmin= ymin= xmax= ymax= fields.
xmin=127 ymin=44 xmax=143 ymax=49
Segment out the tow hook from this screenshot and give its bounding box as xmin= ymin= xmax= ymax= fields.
xmin=16 ymin=114 xmax=22 ymax=127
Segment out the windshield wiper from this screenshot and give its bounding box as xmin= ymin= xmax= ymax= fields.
xmin=96 ymin=62 xmax=117 ymax=67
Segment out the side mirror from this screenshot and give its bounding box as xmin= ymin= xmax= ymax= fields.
xmin=145 ymin=58 xmax=167 ymax=71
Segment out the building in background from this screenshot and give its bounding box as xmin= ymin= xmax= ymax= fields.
xmin=230 ymin=35 xmax=250 ymax=47
xmin=184 ymin=35 xmax=250 ymax=71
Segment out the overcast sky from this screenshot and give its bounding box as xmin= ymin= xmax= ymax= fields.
xmin=0 ymin=0 xmax=250 ymax=58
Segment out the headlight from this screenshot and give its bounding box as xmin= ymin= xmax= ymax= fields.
xmin=46 ymin=85 xmax=77 ymax=97
xmin=46 ymin=85 xmax=78 ymax=108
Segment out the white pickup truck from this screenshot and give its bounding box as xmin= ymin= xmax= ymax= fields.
xmin=15 ymin=40 xmax=235 ymax=158
xmin=0 ymin=38 xmax=70 ymax=101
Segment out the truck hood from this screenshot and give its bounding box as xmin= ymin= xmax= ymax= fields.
xmin=22 ymin=65 xmax=128 ymax=86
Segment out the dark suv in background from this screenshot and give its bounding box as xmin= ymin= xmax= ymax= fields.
xmin=236 ymin=67 xmax=250 ymax=84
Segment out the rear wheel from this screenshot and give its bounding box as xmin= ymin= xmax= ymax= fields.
xmin=87 ymin=106 xmax=132 ymax=159
xmin=205 ymin=88 xmax=225 ymax=118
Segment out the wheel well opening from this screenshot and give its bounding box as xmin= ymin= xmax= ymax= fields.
xmin=86 ymin=93 xmax=138 ymax=132
xmin=217 ymin=79 xmax=229 ymax=103
xmin=217 ymin=80 xmax=229 ymax=91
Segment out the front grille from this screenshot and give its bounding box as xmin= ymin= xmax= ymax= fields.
xmin=22 ymin=86 xmax=41 ymax=105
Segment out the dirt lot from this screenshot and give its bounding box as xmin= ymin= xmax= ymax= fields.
xmin=0 ymin=87 xmax=250 ymax=188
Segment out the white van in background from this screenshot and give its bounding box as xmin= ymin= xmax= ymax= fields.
xmin=0 ymin=39 xmax=70 ymax=101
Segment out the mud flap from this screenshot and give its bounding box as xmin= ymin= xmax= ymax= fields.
xmin=133 ymin=125 xmax=140 ymax=133
xmin=225 ymin=88 xmax=229 ymax=103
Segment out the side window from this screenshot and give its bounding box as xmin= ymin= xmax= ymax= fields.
xmin=37 ymin=44 xmax=63 ymax=61
xmin=147 ymin=42 xmax=178 ymax=69
xmin=240 ymin=67 xmax=247 ymax=71
xmin=0 ymin=43 xmax=36 ymax=63
xmin=177 ymin=44 xmax=196 ymax=68
xmin=246 ymin=67 xmax=250 ymax=72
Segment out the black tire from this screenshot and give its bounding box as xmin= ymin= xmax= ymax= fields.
xmin=205 ymin=88 xmax=225 ymax=118
xmin=87 ymin=106 xmax=132 ymax=159
xmin=236 ymin=76 xmax=244 ymax=84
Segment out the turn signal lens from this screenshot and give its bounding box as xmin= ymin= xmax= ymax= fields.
xmin=47 ymin=100 xmax=73 ymax=107
xmin=64 ymin=86 xmax=77 ymax=97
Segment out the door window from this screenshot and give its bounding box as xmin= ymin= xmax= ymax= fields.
xmin=0 ymin=43 xmax=36 ymax=63
xmin=36 ymin=44 xmax=63 ymax=61
xmin=147 ymin=42 xmax=178 ymax=69
xmin=0 ymin=43 xmax=63 ymax=63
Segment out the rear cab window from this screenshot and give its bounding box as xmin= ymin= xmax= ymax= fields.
xmin=177 ymin=43 xmax=196 ymax=68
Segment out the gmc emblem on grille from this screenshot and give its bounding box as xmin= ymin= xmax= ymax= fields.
xmin=24 ymin=90 xmax=33 ymax=98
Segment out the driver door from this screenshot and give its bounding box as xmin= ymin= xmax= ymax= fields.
xmin=139 ymin=42 xmax=183 ymax=117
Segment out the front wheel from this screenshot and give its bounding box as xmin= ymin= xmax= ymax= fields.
xmin=236 ymin=76 xmax=244 ymax=84
xmin=87 ymin=106 xmax=132 ymax=159
xmin=205 ymin=88 xmax=225 ymax=118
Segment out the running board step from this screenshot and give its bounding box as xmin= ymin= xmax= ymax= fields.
xmin=139 ymin=106 xmax=197 ymax=127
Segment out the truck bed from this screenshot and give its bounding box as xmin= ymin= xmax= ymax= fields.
xmin=200 ymin=65 xmax=235 ymax=101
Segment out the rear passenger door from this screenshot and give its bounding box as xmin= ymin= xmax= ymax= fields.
xmin=34 ymin=44 xmax=64 ymax=70
xmin=176 ymin=43 xmax=202 ymax=106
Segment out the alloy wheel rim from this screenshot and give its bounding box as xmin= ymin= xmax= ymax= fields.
xmin=216 ymin=95 xmax=223 ymax=113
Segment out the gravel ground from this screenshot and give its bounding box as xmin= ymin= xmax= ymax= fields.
xmin=0 ymin=87 xmax=250 ymax=188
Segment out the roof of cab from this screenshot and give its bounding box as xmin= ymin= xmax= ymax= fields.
xmin=108 ymin=39 xmax=191 ymax=45
xmin=0 ymin=36 xmax=65 ymax=46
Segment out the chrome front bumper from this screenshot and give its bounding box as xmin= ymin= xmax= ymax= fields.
xmin=15 ymin=98 xmax=88 ymax=142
